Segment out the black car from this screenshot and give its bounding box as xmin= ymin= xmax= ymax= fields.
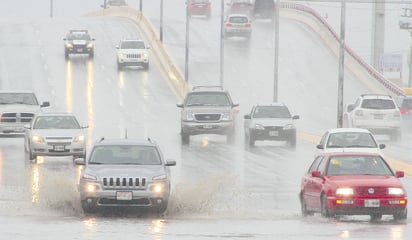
xmin=253 ymin=0 xmax=274 ymax=19
xmin=63 ymin=30 xmax=95 ymax=59
xmin=244 ymin=103 xmax=299 ymax=147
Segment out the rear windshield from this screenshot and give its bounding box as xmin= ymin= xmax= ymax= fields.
xmin=361 ymin=99 xmax=395 ymax=109
xmin=401 ymin=98 xmax=412 ymax=109
xmin=229 ymin=16 xmax=249 ymax=23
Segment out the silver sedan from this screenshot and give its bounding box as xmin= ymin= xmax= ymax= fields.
xmin=24 ymin=112 xmax=87 ymax=161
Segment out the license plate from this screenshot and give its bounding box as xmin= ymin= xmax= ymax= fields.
xmin=364 ymin=199 xmax=380 ymax=207
xmin=116 ymin=191 xmax=132 ymax=201
xmin=77 ymin=49 xmax=83 ymax=52
xmin=53 ymin=145 xmax=65 ymax=151
xmin=203 ymin=125 xmax=213 ymax=129
xmin=269 ymin=131 xmax=279 ymax=136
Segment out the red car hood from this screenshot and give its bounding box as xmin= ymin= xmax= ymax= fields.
xmin=326 ymin=175 xmax=404 ymax=188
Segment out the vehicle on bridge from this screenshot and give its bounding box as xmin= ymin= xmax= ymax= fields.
xmin=63 ymin=30 xmax=95 ymax=59
xmin=223 ymin=14 xmax=252 ymax=39
xmin=187 ymin=0 xmax=211 ymax=18
xmin=116 ymin=39 xmax=150 ymax=70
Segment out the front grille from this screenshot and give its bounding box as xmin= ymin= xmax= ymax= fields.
xmin=0 ymin=112 xmax=34 ymax=123
xmin=263 ymin=126 xmax=282 ymax=131
xmin=194 ymin=113 xmax=221 ymax=122
xmin=126 ymin=53 xmax=141 ymax=58
xmin=356 ymin=187 xmax=387 ymax=195
xmin=46 ymin=137 xmax=72 ymax=145
xmin=102 ymin=177 xmax=147 ymax=189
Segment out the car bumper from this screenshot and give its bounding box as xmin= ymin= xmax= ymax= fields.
xmin=327 ymin=196 xmax=407 ymax=216
xmin=250 ymin=128 xmax=295 ymax=141
xmin=66 ymin=47 xmax=93 ymax=54
xmin=181 ymin=121 xmax=234 ymax=135
xmin=31 ymin=141 xmax=86 ymax=157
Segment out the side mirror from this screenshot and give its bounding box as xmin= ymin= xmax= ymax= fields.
xmin=316 ymin=144 xmax=324 ymax=149
xmin=232 ymin=103 xmax=239 ymax=108
xmin=293 ymin=115 xmax=300 ymax=120
xmin=115 ymin=46 xmax=119 ymax=49
xmin=379 ymin=143 xmax=386 ymax=149
xmin=165 ymin=160 xmax=176 ymax=166
xmin=82 ymin=125 xmax=89 ymax=129
xmin=41 ymin=102 xmax=50 ymax=108
xmin=395 ymin=171 xmax=404 ymax=178
xmin=176 ymin=103 xmax=184 ymax=108
xmin=244 ymin=114 xmax=251 ymax=119
xmin=63 ymin=38 xmax=67 ymax=41
xmin=347 ymin=104 xmax=354 ymax=112
xmin=74 ymin=158 xmax=86 ymax=165
xmin=311 ymin=170 xmax=321 ymax=178
xmin=146 ymin=45 xmax=151 ymax=49
xmin=92 ymin=38 xmax=96 ymax=41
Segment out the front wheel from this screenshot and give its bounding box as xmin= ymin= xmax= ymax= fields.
xmin=81 ymin=200 xmax=96 ymax=214
xmin=393 ymin=209 xmax=407 ymax=221
xmin=181 ymin=131 xmax=190 ymax=145
xmin=320 ymin=194 xmax=331 ymax=218
xmin=300 ymin=193 xmax=313 ymax=217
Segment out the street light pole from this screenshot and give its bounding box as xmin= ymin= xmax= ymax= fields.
xmin=50 ymin=0 xmax=54 ymax=18
xmin=139 ymin=0 xmax=143 ymax=12
xmin=273 ymin=0 xmax=280 ymax=102
xmin=184 ymin=1 xmax=190 ymax=82
xmin=160 ymin=0 xmax=164 ymax=42
xmin=337 ymin=0 xmax=346 ymax=128
xmin=219 ymin=0 xmax=225 ymax=86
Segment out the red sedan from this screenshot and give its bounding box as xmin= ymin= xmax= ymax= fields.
xmin=300 ymin=151 xmax=408 ymax=221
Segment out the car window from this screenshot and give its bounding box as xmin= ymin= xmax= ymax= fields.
xmin=0 ymin=93 xmax=38 ymax=105
xmin=33 ymin=116 xmax=80 ymax=129
xmin=361 ymin=99 xmax=396 ymax=109
xmin=326 ymin=155 xmax=393 ymax=176
xmin=89 ymin=145 xmax=162 ymax=165
xmin=121 ymin=41 xmax=145 ymax=49
xmin=308 ymin=156 xmax=323 ymax=173
xmin=326 ymin=132 xmax=377 ymax=148
xmin=186 ymin=92 xmax=230 ymax=106
xmin=400 ymin=98 xmax=412 ymax=109
xmin=252 ymin=106 xmax=291 ymax=118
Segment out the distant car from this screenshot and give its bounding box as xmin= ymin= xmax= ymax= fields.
xmin=107 ymin=0 xmax=127 ymax=6
xmin=253 ymin=0 xmax=274 ymax=19
xmin=223 ymin=14 xmax=252 ymax=39
xmin=244 ymin=103 xmax=299 ymax=147
xmin=0 ymin=91 xmax=50 ymax=137
xmin=343 ymin=94 xmax=401 ymax=141
xmin=300 ymin=151 xmax=408 ymax=221
xmin=116 ymin=39 xmax=150 ymax=70
xmin=63 ymin=30 xmax=95 ymax=59
xmin=226 ymin=0 xmax=255 ymax=16
xmin=75 ymin=138 xmax=176 ymax=214
xmin=176 ymin=86 xmax=239 ymax=145
xmin=24 ymin=113 xmax=87 ymax=162
xmin=188 ymin=0 xmax=211 ymax=18
xmin=399 ymin=8 xmax=412 ymax=29
xmin=396 ymin=94 xmax=412 ymax=124
xmin=316 ymin=128 xmax=385 ymax=154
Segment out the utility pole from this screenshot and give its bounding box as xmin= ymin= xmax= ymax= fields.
xmin=184 ymin=0 xmax=190 ymax=82
xmin=273 ymin=0 xmax=280 ymax=102
xmin=219 ymin=0 xmax=225 ymax=86
xmin=50 ymin=0 xmax=54 ymax=18
xmin=160 ymin=0 xmax=164 ymax=42
xmin=371 ymin=0 xmax=385 ymax=69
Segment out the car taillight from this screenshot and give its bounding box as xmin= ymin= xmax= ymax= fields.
xmin=226 ymin=23 xmax=233 ymax=27
xmin=400 ymin=108 xmax=409 ymax=115
xmin=245 ymin=23 xmax=251 ymax=27
xmin=207 ymin=2 xmax=211 ymax=8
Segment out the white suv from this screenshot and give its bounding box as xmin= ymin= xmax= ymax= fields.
xmin=343 ymin=94 xmax=401 ymax=140
xmin=116 ymin=39 xmax=150 ymax=70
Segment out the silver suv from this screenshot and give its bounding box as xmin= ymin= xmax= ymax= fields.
xmin=75 ymin=138 xmax=176 ymax=214
xmin=116 ymin=39 xmax=150 ymax=70
xmin=176 ymin=86 xmax=239 ymax=145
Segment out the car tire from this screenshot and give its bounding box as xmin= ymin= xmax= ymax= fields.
xmin=248 ymin=133 xmax=255 ymax=147
xmin=300 ymin=193 xmax=312 ymax=217
xmin=65 ymin=52 xmax=69 ymax=59
xmin=289 ymin=134 xmax=297 ymax=148
xmin=181 ymin=131 xmax=190 ymax=145
xmin=117 ymin=62 xmax=122 ymax=70
xmin=144 ymin=62 xmax=149 ymax=70
xmin=81 ymin=200 xmax=96 ymax=214
xmin=320 ymin=194 xmax=331 ymax=218
xmin=89 ymin=51 xmax=94 ymax=58
xmin=393 ymin=209 xmax=407 ymax=221
xmin=155 ymin=200 xmax=168 ymax=215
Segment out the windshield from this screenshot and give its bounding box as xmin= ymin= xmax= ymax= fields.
xmin=326 ymin=155 xmax=393 ymax=176
xmin=89 ymin=145 xmax=161 ymax=165
xmin=0 ymin=93 xmax=38 ymax=105
xmin=120 ymin=41 xmax=145 ymax=49
xmin=33 ymin=116 xmax=80 ymax=129
xmin=68 ymin=32 xmax=91 ymax=40
xmin=326 ymin=132 xmax=378 ymax=148
xmin=252 ymin=106 xmax=291 ymax=118
xmin=185 ymin=92 xmax=230 ymax=106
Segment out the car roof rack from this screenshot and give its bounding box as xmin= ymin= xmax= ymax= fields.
xmin=192 ymin=85 xmax=224 ymax=91
xmin=360 ymin=94 xmax=392 ymax=98
xmin=69 ymin=30 xmax=88 ymax=33
xmin=98 ymin=137 xmax=105 ymax=143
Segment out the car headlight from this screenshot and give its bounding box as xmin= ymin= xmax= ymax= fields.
xmin=283 ymin=124 xmax=295 ymax=130
xmin=388 ymin=188 xmax=404 ymax=195
xmin=82 ymin=173 xmax=97 ymax=181
xmin=66 ymin=43 xmax=73 ymax=48
xmin=85 ymin=183 xmax=98 ymax=192
xmin=150 ymin=183 xmax=165 ymax=193
xmin=221 ymin=113 xmax=231 ymax=121
xmin=73 ymin=135 xmax=85 ymax=143
xmin=87 ymin=43 xmax=93 ymax=49
xmin=336 ymin=188 xmax=354 ymax=195
xmin=142 ymin=53 xmax=148 ymax=58
xmin=119 ymin=53 xmax=126 ymax=58
xmin=184 ymin=112 xmax=195 ymax=121
xmin=32 ymin=135 xmax=45 ymax=143
xmin=153 ymin=174 xmax=167 ymax=181
xmin=254 ymin=124 xmax=265 ymax=130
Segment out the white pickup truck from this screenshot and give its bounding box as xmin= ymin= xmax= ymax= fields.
xmin=0 ymin=91 xmax=50 ymax=136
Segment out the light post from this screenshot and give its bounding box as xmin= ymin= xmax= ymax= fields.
xmin=273 ymin=0 xmax=280 ymax=102
xmin=139 ymin=0 xmax=143 ymax=12
xmin=184 ymin=0 xmax=190 ymax=82
xmin=160 ymin=0 xmax=164 ymax=42
xmin=337 ymin=0 xmax=346 ymax=128
xmin=219 ymin=0 xmax=225 ymax=86
xmin=50 ymin=0 xmax=54 ymax=18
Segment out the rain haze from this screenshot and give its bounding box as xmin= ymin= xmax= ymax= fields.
xmin=0 ymin=0 xmax=412 ymax=239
